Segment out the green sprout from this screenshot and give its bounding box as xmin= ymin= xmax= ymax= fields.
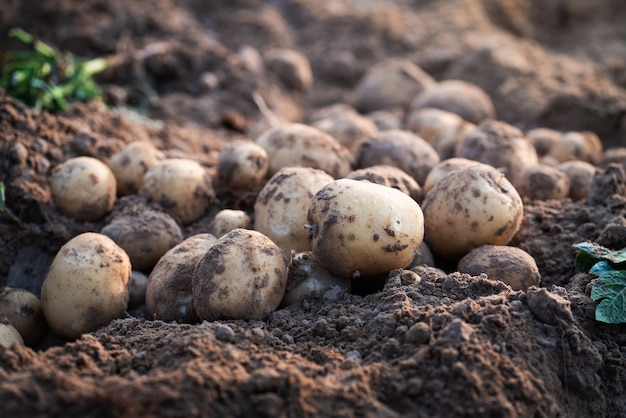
xmin=0 ymin=28 xmax=108 ymax=113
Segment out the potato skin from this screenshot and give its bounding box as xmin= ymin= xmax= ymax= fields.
xmin=217 ymin=140 xmax=269 ymax=189
xmin=457 ymin=245 xmax=541 ymax=291
xmin=346 ymin=165 xmax=422 ymax=202
xmin=209 ymin=209 xmax=252 ymax=238
xmin=307 ymin=179 xmax=425 ymax=278
xmin=193 ymin=229 xmax=288 ymax=320
xmin=516 ymin=164 xmax=570 ymax=201
xmin=109 ymin=141 xmax=165 ymax=196
xmin=0 ymin=287 xmax=47 ymax=346
xmin=41 ymin=233 xmax=131 ymax=339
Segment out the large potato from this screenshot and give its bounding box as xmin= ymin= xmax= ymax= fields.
xmin=146 ymin=233 xmax=218 ymax=323
xmin=41 ymin=233 xmax=131 ymax=339
xmin=254 ymin=167 xmax=334 ymax=255
xmin=193 ymin=229 xmax=288 ymax=320
xmin=109 ymin=141 xmax=165 ymax=196
xmin=422 ymin=164 xmax=523 ymax=262
xmin=307 ymin=179 xmax=424 ymax=278
xmin=50 ymin=156 xmax=117 ymax=222
xmin=0 ymin=287 xmax=47 ymax=346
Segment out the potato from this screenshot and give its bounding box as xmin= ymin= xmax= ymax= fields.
xmin=310 ymin=105 xmax=378 ymax=153
xmin=599 ymin=147 xmax=626 ymax=172
xmin=407 ymin=241 xmax=436 ymax=269
xmin=193 ymin=229 xmax=288 ymax=320
xmin=109 ymin=141 xmax=165 ymax=196
xmin=50 ymin=156 xmax=117 ymax=222
xmin=549 ymin=131 xmax=603 ymax=164
xmin=307 ymin=179 xmax=424 ymax=278
xmin=0 ymin=287 xmax=47 ymax=346
xmin=217 ymin=140 xmax=269 ymax=189
xmin=128 ymin=271 xmax=148 ymax=308
xmin=355 ymin=129 xmax=440 ymax=186
xmin=41 ymin=232 xmax=131 ymax=339
xmin=422 ymin=157 xmax=481 ymax=195
xmin=209 ymin=209 xmax=252 ymax=238
xmin=143 ymin=158 xmax=215 ymax=225
xmin=282 ymin=251 xmax=351 ymax=307
xmin=457 ymin=245 xmax=540 ymax=291
xmin=254 ymin=167 xmax=334 ymax=255
xmin=146 ymin=233 xmax=218 ymax=323
xmin=346 ymin=165 xmax=422 ymax=202
xmin=410 ymin=80 xmax=495 ymax=124
xmin=431 ymin=121 xmax=477 ymax=160
xmin=557 ymin=160 xmax=596 ymax=201
xmin=264 ymin=48 xmax=313 ymax=91
xmin=526 ymin=128 xmax=561 ymax=157
xmin=0 ymin=322 xmax=24 ymax=347
xmin=422 ymin=164 xmax=524 ymax=262
xmin=353 ymin=58 xmax=435 ymax=113
xmin=101 ymin=207 xmax=183 ymax=272
xmin=255 ymin=123 xmax=354 ymax=178
xmin=516 ymin=164 xmax=570 ymax=201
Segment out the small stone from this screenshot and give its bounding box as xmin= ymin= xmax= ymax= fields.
xmin=215 ymin=324 xmax=235 ymax=342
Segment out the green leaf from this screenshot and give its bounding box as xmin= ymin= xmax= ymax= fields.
xmin=573 ymin=241 xmax=626 ymax=272
xmin=590 ymin=261 xmax=615 ymax=276
xmin=590 ymin=270 xmax=626 ymax=324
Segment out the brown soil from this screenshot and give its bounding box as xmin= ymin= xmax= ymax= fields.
xmin=1 ymin=0 xmax=626 ymax=417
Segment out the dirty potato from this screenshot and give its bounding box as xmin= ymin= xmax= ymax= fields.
xmin=346 ymin=164 xmax=422 ymax=202
xmin=128 ymin=271 xmax=149 ymax=308
xmin=309 ymin=105 xmax=378 ymax=153
xmin=209 ymin=209 xmax=252 ymax=238
xmin=549 ymin=131 xmax=603 ymax=164
xmin=0 ymin=287 xmax=47 ymax=346
xmin=109 ymin=141 xmax=165 ymax=196
xmin=516 ymin=164 xmax=570 ymax=201
xmin=217 ymin=140 xmax=269 ymax=189
xmin=422 ymin=157 xmax=481 ymax=194
xmin=0 ymin=322 xmax=24 ymax=347
xmin=557 ymin=160 xmax=597 ymax=202
xmin=193 ymin=229 xmax=288 ymax=320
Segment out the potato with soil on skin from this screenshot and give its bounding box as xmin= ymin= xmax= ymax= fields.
xmin=264 ymin=48 xmax=313 ymax=92
xmin=549 ymin=131 xmax=603 ymax=164
xmin=192 ymin=229 xmax=288 ymax=321
xmin=422 ymin=157 xmax=481 ymax=195
xmin=345 ymin=164 xmax=422 ymax=202
xmin=217 ymin=140 xmax=269 ymax=189
xmin=309 ymin=105 xmax=378 ymax=153
xmin=50 ymin=156 xmax=117 ymax=222
xmin=41 ymin=232 xmax=131 ymax=339
xmin=128 ymin=271 xmax=148 ymax=308
xmin=599 ymin=147 xmax=626 ymax=172
xmin=255 ymin=123 xmax=354 ymax=178
xmin=146 ymin=233 xmax=218 ymax=323
xmin=209 ymin=209 xmax=252 ymax=238
xmin=142 ymin=158 xmax=215 ymax=225
xmin=0 ymin=287 xmax=47 ymax=346
xmin=526 ymin=128 xmax=562 ymax=157
xmin=281 ymin=251 xmax=351 ymax=307
xmin=557 ymin=160 xmax=596 ymax=202
xmin=0 ymin=322 xmax=24 ymax=347
xmin=307 ymin=178 xmax=425 ymax=278
xmin=100 ymin=207 xmax=183 ymax=272
xmin=457 ymin=245 xmax=541 ymax=291
xmin=254 ymin=166 xmax=334 ymax=255
xmin=355 ymin=129 xmax=440 ymax=186
xmin=516 ymin=164 xmax=571 ymax=201
xmin=109 ymin=141 xmax=166 ymax=196
xmin=422 ymin=164 xmax=524 ymax=262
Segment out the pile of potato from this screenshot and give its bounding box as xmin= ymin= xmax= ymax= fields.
xmin=5 ymin=51 xmax=622 ymax=346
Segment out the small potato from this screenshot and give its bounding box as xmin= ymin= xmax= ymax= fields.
xmin=255 ymin=123 xmax=354 ymax=178
xmin=557 ymin=160 xmax=596 ymax=202
xmin=193 ymin=229 xmax=288 ymax=320
xmin=307 ymin=179 xmax=425 ymax=278
xmin=405 ymin=108 xmax=465 ymax=143
xmin=50 ymin=156 xmax=117 ymax=222
xmin=209 ymin=209 xmax=252 ymax=238
xmin=143 ymin=158 xmax=215 ymax=225
xmin=146 ymin=233 xmax=218 ymax=323
xmin=458 ymin=245 xmax=540 ymax=291
xmin=526 ymin=128 xmax=561 ymax=157
xmin=41 ymin=232 xmax=131 ymax=339
xmin=310 ymin=105 xmax=378 ymax=153
xmin=516 ymin=164 xmax=570 ymax=201
xmin=109 ymin=141 xmax=165 ymax=196
xmin=422 ymin=164 xmax=524 ymax=262
xmin=346 ymin=165 xmax=422 ymax=202
xmin=410 ymin=80 xmax=495 ymax=125
xmin=0 ymin=322 xmax=24 ymax=347
xmin=355 ymin=129 xmax=440 ymax=186
xmin=407 ymin=241 xmax=436 ymax=269
xmin=217 ymin=140 xmax=269 ymax=189
xmin=422 ymin=158 xmax=481 ymax=195
xmin=101 ymin=207 xmax=183 ymax=272
xmin=549 ymin=131 xmax=603 ymax=164
xmin=255 ymin=167 xmax=334 ymax=255
xmin=0 ymin=287 xmax=47 ymax=346
xmin=282 ymin=251 xmax=351 ymax=307
xmin=128 ymin=271 xmax=148 ymax=308
xmin=264 ymin=48 xmax=313 ymax=91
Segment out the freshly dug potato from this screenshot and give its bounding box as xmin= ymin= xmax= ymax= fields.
xmin=307 ymin=179 xmax=424 ymax=278
xmin=101 ymin=207 xmax=183 ymax=272
xmin=109 ymin=141 xmax=165 ymax=196
xmin=526 ymin=128 xmax=561 ymax=157
xmin=346 ymin=165 xmax=422 ymax=202
xmin=0 ymin=322 xmax=24 ymax=347
xmin=193 ymin=229 xmax=288 ymax=320
xmin=599 ymin=147 xmax=626 ymax=172
xmin=422 ymin=157 xmax=481 ymax=194
xmin=310 ymin=106 xmax=378 ymax=153
xmin=549 ymin=131 xmax=603 ymax=164
xmin=431 ymin=120 xmax=477 ymax=160
xmin=557 ymin=160 xmax=596 ymax=201
xmin=367 ymin=109 xmax=403 ymax=131
xmin=217 ymin=140 xmax=269 ymax=189
xmin=0 ymin=287 xmax=47 ymax=346
xmin=146 ymin=233 xmax=218 ymax=323
xmin=410 ymin=80 xmax=495 ymax=124
xmin=50 ymin=156 xmax=117 ymax=222
xmin=209 ymin=209 xmax=252 ymax=238
xmin=255 ymin=123 xmax=354 ymax=178
xmin=282 ymin=251 xmax=351 ymax=307
xmin=142 ymin=158 xmax=215 ymax=225
xmin=405 ymin=108 xmax=465 ymax=143
xmin=458 ymin=245 xmax=541 ymax=291
xmin=353 ymin=58 xmax=435 ymax=113
xmin=255 ymin=167 xmax=334 ymax=255
xmin=41 ymin=232 xmax=131 ymax=339
xmin=407 ymin=241 xmax=436 ymax=269
xmin=128 ymin=271 xmax=148 ymax=308
xmin=355 ymin=129 xmax=440 ymax=186
xmin=516 ymin=164 xmax=570 ymax=201
xmin=455 ymin=120 xmax=538 ymax=186
xmin=422 ymin=164 xmax=524 ymax=262
xmin=264 ymin=48 xmax=313 ymax=91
